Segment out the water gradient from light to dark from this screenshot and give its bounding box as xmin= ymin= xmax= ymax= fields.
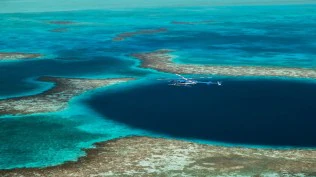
xmin=86 ymin=79 xmax=316 ymax=147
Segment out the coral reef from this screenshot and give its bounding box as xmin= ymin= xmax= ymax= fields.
xmin=0 ymin=52 xmax=42 ymax=60
xmin=1 ymin=136 xmax=315 ymax=176
xmin=0 ymin=77 xmax=134 ymax=115
xmin=113 ymin=28 xmax=167 ymax=41
xmin=132 ymin=49 xmax=316 ymax=79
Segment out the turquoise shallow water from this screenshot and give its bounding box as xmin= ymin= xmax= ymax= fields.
xmin=0 ymin=101 xmax=152 ymax=169
xmin=1 ymin=5 xmax=316 ymax=97
xmin=0 ymin=115 xmax=103 ymax=169
xmin=1 ymin=0 xmax=315 ymax=13
xmin=1 ymin=4 xmax=316 ymax=169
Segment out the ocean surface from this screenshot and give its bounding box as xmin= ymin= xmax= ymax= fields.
xmin=0 ymin=4 xmax=316 ymax=169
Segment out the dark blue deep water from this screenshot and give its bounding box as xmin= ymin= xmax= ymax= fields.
xmin=87 ymin=79 xmax=316 ymax=147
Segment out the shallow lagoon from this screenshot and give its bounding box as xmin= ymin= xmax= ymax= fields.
xmin=0 ymin=99 xmax=152 ymax=169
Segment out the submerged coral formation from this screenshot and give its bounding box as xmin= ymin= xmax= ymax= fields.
xmin=171 ymin=20 xmax=213 ymax=25
xmin=47 ymin=21 xmax=76 ymax=25
xmin=0 ymin=136 xmax=315 ymax=177
xmin=132 ymin=49 xmax=316 ymax=79
xmin=49 ymin=28 xmax=68 ymax=33
xmin=113 ymin=28 xmax=168 ymax=41
xmin=0 ymin=77 xmax=134 ymax=115
xmin=0 ymin=52 xmax=42 ymax=60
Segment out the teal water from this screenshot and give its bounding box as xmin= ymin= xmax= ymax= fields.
xmin=0 ymin=102 xmax=152 ymax=169
xmin=2 ymin=0 xmax=315 ymax=13
xmin=1 ymin=4 xmax=316 ymax=169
